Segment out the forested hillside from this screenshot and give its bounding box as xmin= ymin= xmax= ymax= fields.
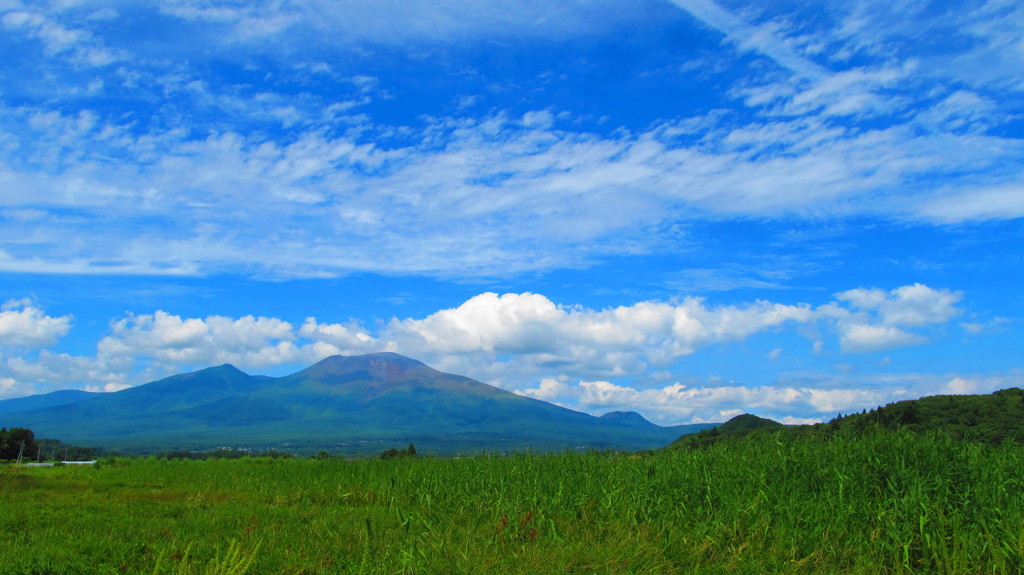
xmin=828 ymin=387 xmax=1024 ymax=443
xmin=673 ymin=388 xmax=1024 ymax=449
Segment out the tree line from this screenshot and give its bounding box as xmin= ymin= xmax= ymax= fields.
xmin=0 ymin=427 xmax=38 ymax=461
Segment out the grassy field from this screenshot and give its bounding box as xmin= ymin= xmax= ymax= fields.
xmin=2 ymin=428 xmax=1022 ymax=574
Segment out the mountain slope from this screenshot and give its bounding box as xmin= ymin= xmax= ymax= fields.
xmin=0 ymin=389 xmax=98 ymax=415
xmin=0 ymin=353 xmax=713 ymax=454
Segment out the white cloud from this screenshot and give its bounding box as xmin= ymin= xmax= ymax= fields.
xmin=783 ymin=64 xmax=911 ymax=118
xmin=0 ymin=349 xmax=133 ymax=399
xmin=960 ymin=317 xmax=1010 ymax=335
xmin=916 ymin=90 xmax=998 ymax=133
xmin=949 ymin=1 xmax=1024 ymax=91
xmin=515 ymin=370 xmax=1024 ymax=424
xmin=383 ymin=292 xmax=814 ymax=379
xmin=384 ymin=285 xmax=962 ymax=377
xmin=297 ymin=318 xmax=379 ymax=356
xmin=942 ymin=373 xmax=1024 ymax=396
xmin=879 ymin=284 xmax=963 ymax=326
xmin=944 ymin=376 xmax=978 ymax=395
xmin=514 ymin=376 xmax=909 ymax=424
xmin=150 ymin=0 xmax=647 ymax=47
xmin=0 ymin=283 xmax=967 ymax=393
xmin=915 ymin=182 xmax=1024 ymax=222
xmin=827 ymin=284 xmax=962 ymax=352
xmin=0 ymin=284 xmax=1004 ymax=421
xmin=517 ymin=377 xmax=572 ymax=404
xmin=84 ymin=382 xmax=132 ymax=393
xmin=0 ymin=299 xmax=73 ymax=348
xmin=1 ymin=7 xmax=123 ymax=66
xmin=96 ymin=311 xmax=307 ymax=369
xmin=2 ymin=96 xmax=1021 ymax=278
xmin=668 ymin=0 xmax=827 ymax=81
xmin=0 ymin=250 xmax=199 ymax=276
xmin=2 ymin=2 xmax=1021 ymax=287
xmin=837 ymin=322 xmax=922 ymax=353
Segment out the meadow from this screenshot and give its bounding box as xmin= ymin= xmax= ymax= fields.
xmin=1 ymin=428 xmax=1022 ymax=574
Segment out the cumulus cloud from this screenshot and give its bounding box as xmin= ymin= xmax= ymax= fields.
xmin=0 ymin=311 xmax=346 ymax=398
xmin=823 ymin=284 xmax=963 ymax=352
xmin=298 ymin=318 xmax=377 ymax=350
xmin=517 ymin=377 xmax=573 ymax=404
xmin=0 ymin=348 xmax=139 ymax=400
xmin=942 ymin=373 xmax=1024 ymax=396
xmin=96 ymin=311 xmax=306 ymax=369
xmin=382 ymin=292 xmax=814 ymax=380
xmin=382 ymin=285 xmax=962 ymax=374
xmin=836 ymin=283 xmax=963 ymax=326
xmin=516 ymin=377 xmax=906 ymax=424
xmin=517 ymin=370 xmax=1024 ymax=424
xmin=0 ymin=284 xmax=987 ymax=418
xmin=836 ymin=323 xmax=922 ymax=353
xmin=0 ymin=299 xmax=73 ymax=348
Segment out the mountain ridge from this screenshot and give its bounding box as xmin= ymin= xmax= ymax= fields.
xmin=0 ymin=353 xmax=715 ymax=455
xmin=0 ymin=389 xmax=99 ymax=416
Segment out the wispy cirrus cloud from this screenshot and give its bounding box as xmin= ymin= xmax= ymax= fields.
xmin=1 ymin=1 xmax=1021 ymax=280
xmin=2 ymin=104 xmax=1021 ymax=279
xmin=157 ymin=0 xmax=652 ymax=44
xmin=1 ymin=7 xmax=124 ymax=66
xmin=668 ymin=0 xmax=828 ymax=81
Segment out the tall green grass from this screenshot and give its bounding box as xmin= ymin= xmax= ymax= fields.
xmin=1 ymin=428 xmax=1021 ymax=573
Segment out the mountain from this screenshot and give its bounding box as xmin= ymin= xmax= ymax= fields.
xmin=0 ymin=353 xmax=714 ymax=455
xmin=599 ymin=411 xmax=659 ymax=427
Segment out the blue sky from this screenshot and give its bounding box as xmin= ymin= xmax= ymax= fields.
xmin=0 ymin=0 xmax=1021 ymax=425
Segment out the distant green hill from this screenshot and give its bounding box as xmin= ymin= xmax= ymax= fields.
xmin=717 ymin=413 xmax=784 ymax=433
xmin=671 ymin=413 xmax=783 ymax=448
xmin=671 ymin=388 xmax=1024 ymax=449
xmin=0 ymin=353 xmax=714 ymax=455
